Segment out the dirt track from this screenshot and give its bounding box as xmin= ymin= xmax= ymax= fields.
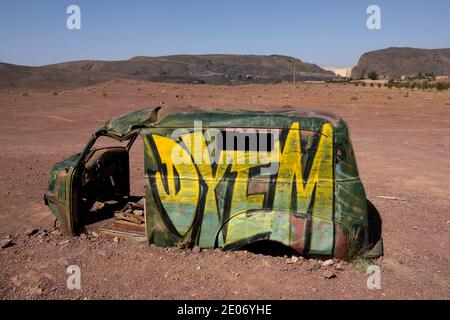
xmin=0 ymin=80 xmax=449 ymax=299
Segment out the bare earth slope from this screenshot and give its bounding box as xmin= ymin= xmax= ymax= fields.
xmin=351 ymin=47 xmax=450 ymax=79
xmin=0 ymin=54 xmax=334 ymax=89
xmin=0 ymin=81 xmax=449 ymax=299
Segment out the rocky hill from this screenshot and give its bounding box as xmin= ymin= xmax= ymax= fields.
xmin=351 ymin=47 xmax=450 ymax=79
xmin=0 ymin=54 xmax=334 ymax=88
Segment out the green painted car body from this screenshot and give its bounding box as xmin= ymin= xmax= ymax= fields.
xmin=45 ymin=106 xmax=372 ymax=258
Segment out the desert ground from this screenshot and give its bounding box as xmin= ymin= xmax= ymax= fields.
xmin=0 ymin=80 xmax=449 ymax=299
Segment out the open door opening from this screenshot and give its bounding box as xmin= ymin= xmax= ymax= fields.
xmin=72 ymin=135 xmax=147 ymax=241
xmin=44 ymin=107 xmax=161 ymax=239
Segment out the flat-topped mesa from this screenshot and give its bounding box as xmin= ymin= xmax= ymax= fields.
xmin=352 ymin=47 xmax=450 ymax=79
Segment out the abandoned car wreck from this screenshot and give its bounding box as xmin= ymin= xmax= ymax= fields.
xmin=44 ymin=106 xmax=381 ymax=258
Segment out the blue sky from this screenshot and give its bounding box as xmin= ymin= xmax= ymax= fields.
xmin=0 ymin=0 xmax=449 ymax=67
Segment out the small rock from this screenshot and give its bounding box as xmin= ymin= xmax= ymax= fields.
xmin=286 ymin=256 xmax=299 ymax=264
xmin=322 ymin=259 xmax=334 ymax=267
xmin=27 ymin=286 xmax=43 ymax=296
xmin=323 ymin=270 xmax=337 ymax=279
xmin=79 ymin=233 xmax=87 ymax=240
xmin=308 ymin=261 xmax=321 ymax=271
xmin=237 ymin=250 xmax=248 ymax=256
xmin=91 ymin=232 xmax=99 ymax=237
xmin=51 ymin=229 xmax=63 ymax=237
xmin=113 ymin=237 xmax=119 ymax=243
xmin=335 ymin=263 xmax=345 ymax=271
xmin=196 ymin=266 xmax=201 ymax=270
xmin=1 ymin=239 xmax=14 ymax=249
xmin=57 ymin=256 xmax=76 ymax=266
xmin=24 ymin=228 xmax=38 ymax=236
xmin=59 ymin=239 xmax=70 ymax=246
xmin=192 ymin=246 xmax=201 ymax=253
xmin=413 ymin=226 xmax=419 ymax=230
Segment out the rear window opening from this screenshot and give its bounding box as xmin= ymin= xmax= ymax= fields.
xmin=220 ymin=130 xmax=275 ymax=152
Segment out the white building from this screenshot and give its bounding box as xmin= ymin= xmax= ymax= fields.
xmin=322 ymin=66 xmax=353 ymax=78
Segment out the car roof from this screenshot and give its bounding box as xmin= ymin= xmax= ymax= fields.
xmin=154 ymin=106 xmax=348 ymax=133
xmin=97 ymin=106 xmax=349 ymax=138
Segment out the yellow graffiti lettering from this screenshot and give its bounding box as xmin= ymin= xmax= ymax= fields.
xmin=145 ymin=135 xmax=200 ymax=236
xmin=273 ymin=122 xmax=333 ymax=215
xmin=180 ymin=131 xmax=229 ymax=246
xmin=272 ymin=122 xmax=334 ymax=253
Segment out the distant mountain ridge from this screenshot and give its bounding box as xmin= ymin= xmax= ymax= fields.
xmin=0 ymin=54 xmax=335 ymax=88
xmin=351 ymin=47 xmax=450 ymax=79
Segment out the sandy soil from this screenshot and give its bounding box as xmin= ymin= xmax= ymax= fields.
xmin=0 ymin=80 xmax=449 ymax=299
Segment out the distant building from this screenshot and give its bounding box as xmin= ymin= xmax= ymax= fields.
xmin=322 ymin=66 xmax=353 ymax=78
